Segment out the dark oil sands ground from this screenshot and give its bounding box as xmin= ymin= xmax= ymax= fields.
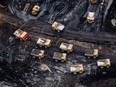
xmin=0 ymin=0 xmax=116 ymax=87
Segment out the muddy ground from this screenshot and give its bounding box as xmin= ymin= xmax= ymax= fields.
xmin=0 ymin=0 xmax=116 ymax=87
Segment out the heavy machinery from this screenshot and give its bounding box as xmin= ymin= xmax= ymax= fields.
xmin=97 ymin=59 xmax=111 ymax=68
xmin=90 ymin=0 xmax=97 ymax=4
xmin=111 ymin=18 xmax=116 ymax=27
xmin=111 ymin=13 xmax=116 ymax=27
xmin=37 ymin=38 xmax=51 ymax=48
xmin=70 ymin=64 xmax=84 ymax=74
xmin=53 ymin=52 xmax=67 ymax=62
xmin=32 ymin=5 xmax=40 ymax=15
xmin=59 ymin=43 xmax=73 ymax=53
xmin=31 ymin=49 xmax=45 ymax=59
xmin=87 ymin=12 xmax=95 ymax=23
xmin=13 ymin=29 xmax=28 ymax=41
xmin=52 ymin=22 xmax=65 ymax=32
xmin=85 ymin=49 xmax=99 ymax=58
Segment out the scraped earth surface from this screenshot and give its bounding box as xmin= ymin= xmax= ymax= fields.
xmin=0 ymin=0 xmax=116 ymax=87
